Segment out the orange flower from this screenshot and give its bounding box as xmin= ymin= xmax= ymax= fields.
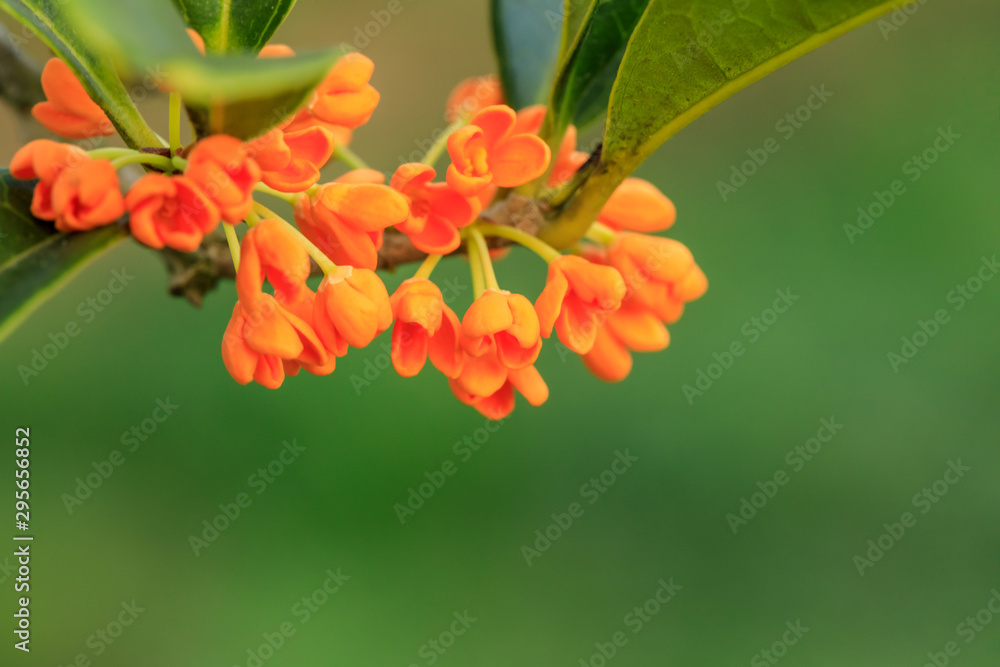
xmin=512 ymin=105 xmax=587 ymax=186
xmin=535 ymin=255 xmax=626 ymax=354
xmin=294 ymin=181 xmax=409 ymax=269
xmin=599 ymin=178 xmax=677 ymax=232
xmin=246 ymin=125 xmax=336 ymax=193
xmin=445 ymin=105 xmax=550 ymax=197
xmin=235 ymin=219 xmax=311 ymax=306
xmin=581 ymin=303 xmax=671 ymax=383
xmin=283 ymin=108 xmax=353 ymax=146
xmin=221 ymin=299 xmax=327 ymax=389
xmin=32 ymin=59 xmax=114 ymax=140
xmin=185 ymin=136 xmax=261 ymax=223
xmin=449 ymin=365 xmax=548 ymax=420
xmin=310 ymin=53 xmax=379 ymax=129
xmin=389 ymin=278 xmax=464 ymax=378
xmin=313 ymin=266 xmax=392 ymax=355
xmin=607 ymin=232 xmax=703 ymax=320
xmin=461 ymin=289 xmax=541 ymax=369
xmin=50 ymin=159 xmax=124 ymax=232
xmin=445 ymin=75 xmax=503 ymax=122
xmin=390 ymin=163 xmax=476 ymax=255
xmin=225 ymin=220 xmax=329 ymax=386
xmin=9 ymin=139 xmax=88 ymax=220
xmin=124 ymin=174 xmax=219 ymax=251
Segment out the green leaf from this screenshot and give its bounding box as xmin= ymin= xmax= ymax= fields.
xmin=0 ymin=170 xmax=127 ymax=346
xmin=546 ymin=0 xmax=650 ymax=136
xmin=67 ymin=0 xmax=342 ymax=139
xmin=172 ymin=0 xmax=297 ymax=54
xmin=542 ymin=0 xmax=914 ymax=249
xmin=491 ymin=0 xmax=564 ymax=109
xmin=0 ymin=0 xmax=161 ymax=148
xmin=604 ymin=0 xmax=912 ymax=182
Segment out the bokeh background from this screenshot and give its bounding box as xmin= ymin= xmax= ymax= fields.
xmin=1 ymin=0 xmax=998 ymax=665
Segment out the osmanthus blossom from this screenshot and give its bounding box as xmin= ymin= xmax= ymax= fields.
xmin=5 ymin=39 xmax=707 ymax=419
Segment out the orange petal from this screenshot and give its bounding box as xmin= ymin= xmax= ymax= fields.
xmin=428 ymin=306 xmax=464 ymax=379
xmin=489 ymin=134 xmax=551 ymax=188
xmin=582 ymin=326 xmax=633 ymax=383
xmin=600 ymin=178 xmax=676 ymax=232
xmin=509 ymin=365 xmax=549 ymax=406
xmin=607 ymin=305 xmax=670 ymax=352
xmin=469 ymin=105 xmax=516 ymax=149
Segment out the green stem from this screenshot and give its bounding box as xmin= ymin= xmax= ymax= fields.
xmin=475 ymin=222 xmax=561 ymax=263
xmin=110 ymin=153 xmax=173 ymax=170
xmin=252 ymin=202 xmax=337 ymax=274
xmin=168 ymin=92 xmax=182 ymax=167
xmin=414 ymin=253 xmax=442 ymax=280
xmin=584 ymin=222 xmax=617 ymax=246
xmin=172 ymin=156 xmax=188 ymax=171
xmin=466 ymin=233 xmax=486 ymax=298
xmin=88 ymin=148 xmax=135 ymax=160
xmin=253 ymin=183 xmax=297 ymax=204
xmin=223 ymin=223 xmax=241 ymax=271
xmin=245 ymin=210 xmax=262 ymax=228
xmin=468 ymin=228 xmax=499 ymax=291
xmin=421 ymin=117 xmax=467 ymax=167
xmin=334 ymin=144 xmax=370 ymax=171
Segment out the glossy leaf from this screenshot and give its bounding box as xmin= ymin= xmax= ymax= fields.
xmin=604 ymin=0 xmax=912 ymax=182
xmin=547 ymin=0 xmax=649 ymax=135
xmin=173 ymin=0 xmax=297 ymax=54
xmin=491 ymin=0 xmax=564 ymax=109
xmin=0 ymin=170 xmax=126 ymax=345
xmin=67 ymin=0 xmax=342 ymax=139
xmin=542 ymin=0 xmax=913 ymax=249
xmin=0 ymin=0 xmax=161 ymax=148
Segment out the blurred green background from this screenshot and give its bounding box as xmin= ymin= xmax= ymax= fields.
xmin=1 ymin=0 xmax=998 ymax=665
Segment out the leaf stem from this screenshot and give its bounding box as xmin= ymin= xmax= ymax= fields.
xmin=584 ymin=222 xmax=617 ymax=246
xmin=88 ymin=148 xmax=135 ymax=160
xmin=253 ymin=183 xmax=297 ymax=204
xmin=223 ymin=222 xmax=241 ymax=271
xmin=168 ymin=92 xmax=182 ymax=164
xmin=110 ymin=153 xmax=173 ymax=170
xmin=252 ymin=202 xmax=337 ymax=275
xmin=414 ymin=253 xmax=442 ymax=280
xmin=333 ymin=144 xmax=370 ymax=171
xmin=421 ymin=117 xmax=466 ymax=167
xmin=466 ymin=233 xmax=486 ymax=298
xmin=468 ymin=228 xmax=499 ymax=291
xmin=475 ymin=222 xmax=561 ymax=263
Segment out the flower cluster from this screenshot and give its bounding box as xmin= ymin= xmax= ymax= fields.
xmin=7 ymin=41 xmax=706 ymax=420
